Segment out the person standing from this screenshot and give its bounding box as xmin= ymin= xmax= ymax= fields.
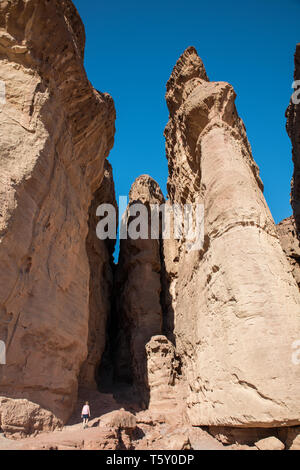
xmin=81 ymin=401 xmax=91 ymax=429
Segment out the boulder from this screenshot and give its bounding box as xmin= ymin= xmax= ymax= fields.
xmin=0 ymin=397 xmax=60 ymax=438
xmin=100 ymin=409 xmax=137 ymax=431
xmin=255 ymin=437 xmax=285 ymax=451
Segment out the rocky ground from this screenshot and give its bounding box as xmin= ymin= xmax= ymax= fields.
xmin=0 ymin=388 xmax=225 ymax=451
xmin=0 ymin=387 xmax=295 ymax=451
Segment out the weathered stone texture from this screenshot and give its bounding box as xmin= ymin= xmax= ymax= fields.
xmin=277 ymin=216 xmax=300 ymax=289
xmin=0 ymin=0 xmax=115 ymax=427
xmin=114 ymin=176 xmax=164 ymax=401
xmin=286 ymin=43 xmax=300 ymax=234
xmin=145 ymin=335 xmax=185 ymax=419
xmin=162 ymin=47 xmax=300 ymax=428
xmin=79 ymin=161 xmax=117 ymax=389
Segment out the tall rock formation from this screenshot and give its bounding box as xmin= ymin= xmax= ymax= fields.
xmin=114 ymin=176 xmax=164 ymax=403
xmin=162 ymin=47 xmax=300 ymax=428
xmin=278 ymin=45 xmax=300 ymax=290
xmin=0 ymin=0 xmax=116 ymax=430
xmin=286 ymin=43 xmax=300 ymax=235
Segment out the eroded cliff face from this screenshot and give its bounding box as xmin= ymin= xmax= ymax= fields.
xmin=278 ymin=44 xmax=300 ymax=290
xmin=162 ymin=47 xmax=300 ymax=428
xmin=79 ymin=161 xmax=117 ymax=390
xmin=277 ymin=217 xmax=300 ymax=289
xmin=286 ymin=43 xmax=300 ymax=235
xmin=0 ymin=0 xmax=116 ymax=431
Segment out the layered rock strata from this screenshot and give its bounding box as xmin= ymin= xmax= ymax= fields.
xmin=0 ymin=0 xmax=115 ymax=428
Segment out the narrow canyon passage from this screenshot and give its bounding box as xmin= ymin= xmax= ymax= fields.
xmin=94 ymin=175 xmax=177 ymax=409
xmin=0 ymin=0 xmax=300 ymax=451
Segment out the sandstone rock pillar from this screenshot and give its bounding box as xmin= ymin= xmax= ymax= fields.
xmin=114 ymin=176 xmax=164 ymax=403
xmin=163 ymin=47 xmax=300 ymax=427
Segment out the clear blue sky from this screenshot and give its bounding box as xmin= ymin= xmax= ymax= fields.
xmin=73 ymin=0 xmax=300 ymax=225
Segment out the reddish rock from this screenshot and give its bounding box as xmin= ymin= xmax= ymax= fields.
xmin=0 ymin=0 xmax=115 ymax=430
xmin=100 ymin=409 xmax=137 ymax=431
xmin=0 ymin=397 xmax=60 ymax=438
